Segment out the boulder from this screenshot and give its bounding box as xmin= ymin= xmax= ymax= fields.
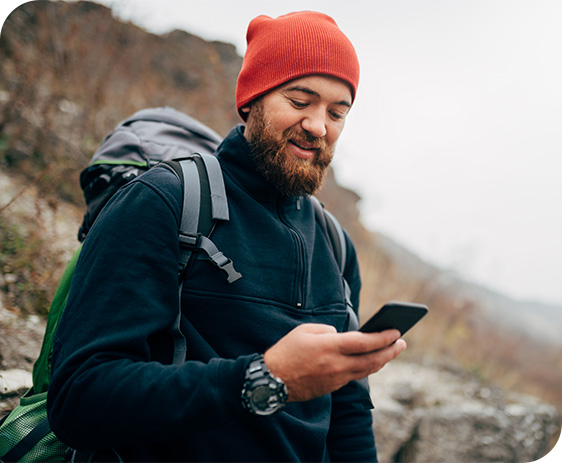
xmin=370 ymin=360 xmax=561 ymax=462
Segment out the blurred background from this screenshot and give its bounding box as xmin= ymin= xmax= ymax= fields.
xmin=85 ymin=0 xmax=562 ymax=309
xmin=0 ymin=1 xmax=560 ymax=461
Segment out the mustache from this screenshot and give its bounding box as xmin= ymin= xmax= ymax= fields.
xmin=282 ymin=128 xmax=328 ymax=152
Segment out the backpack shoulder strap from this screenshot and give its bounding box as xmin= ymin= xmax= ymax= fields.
xmin=160 ymin=154 xmax=241 ymax=365
xmin=311 ymin=196 xmax=345 ymax=271
xmin=322 ymin=208 xmax=346 ymax=274
xmin=311 ymin=197 xmax=357 ymax=330
xmin=163 ymin=154 xmax=240 ymax=283
xmin=311 ymin=196 xmax=374 ymax=410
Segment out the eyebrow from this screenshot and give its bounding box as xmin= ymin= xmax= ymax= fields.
xmin=284 ymin=85 xmax=352 ymax=108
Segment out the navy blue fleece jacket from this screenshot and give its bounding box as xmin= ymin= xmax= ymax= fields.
xmin=47 ymin=125 xmax=377 ymax=462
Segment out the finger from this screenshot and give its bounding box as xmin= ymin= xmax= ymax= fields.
xmin=348 ymin=339 xmax=407 ymax=377
xmin=337 ymin=329 xmax=402 ymax=355
xmin=298 ymin=323 xmax=338 ymax=335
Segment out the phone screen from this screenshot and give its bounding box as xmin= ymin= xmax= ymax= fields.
xmin=359 ymin=301 xmax=428 ymax=335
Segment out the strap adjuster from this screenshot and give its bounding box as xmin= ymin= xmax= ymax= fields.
xmin=178 ymin=233 xmax=198 ymax=248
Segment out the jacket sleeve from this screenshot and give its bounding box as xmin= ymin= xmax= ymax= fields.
xmin=47 ymin=167 xmax=251 ymax=450
xmin=328 ymin=233 xmax=378 ymax=462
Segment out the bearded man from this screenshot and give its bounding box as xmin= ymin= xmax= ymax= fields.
xmin=48 ymin=11 xmax=406 ymax=462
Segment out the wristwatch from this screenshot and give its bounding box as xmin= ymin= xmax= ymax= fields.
xmin=241 ymin=354 xmax=288 ymax=416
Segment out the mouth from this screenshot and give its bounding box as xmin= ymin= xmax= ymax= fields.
xmin=288 ymin=139 xmax=318 ymax=160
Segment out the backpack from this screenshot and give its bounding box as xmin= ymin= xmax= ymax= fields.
xmin=0 ymin=107 xmax=367 ymax=462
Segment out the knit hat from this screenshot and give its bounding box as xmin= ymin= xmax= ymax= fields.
xmin=236 ymin=11 xmax=360 ymax=120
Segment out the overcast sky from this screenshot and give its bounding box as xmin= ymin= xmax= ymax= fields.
xmin=2 ymin=0 xmax=562 ymax=308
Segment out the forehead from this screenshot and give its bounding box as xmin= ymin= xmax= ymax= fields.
xmin=276 ymin=75 xmax=353 ymax=105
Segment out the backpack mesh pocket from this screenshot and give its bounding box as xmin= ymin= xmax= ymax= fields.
xmin=0 ymin=391 xmax=69 ymax=462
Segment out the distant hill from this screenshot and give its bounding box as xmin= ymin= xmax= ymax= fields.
xmin=374 ymin=230 xmax=562 ymax=346
xmin=1 ymin=0 xmax=561 ymax=412
xmin=448 ymin=276 xmax=562 ymax=346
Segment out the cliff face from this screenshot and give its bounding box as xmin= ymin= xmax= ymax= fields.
xmin=0 ymin=2 xmax=560 ymax=460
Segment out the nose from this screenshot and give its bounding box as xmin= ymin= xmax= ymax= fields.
xmin=300 ymin=109 xmax=327 ymax=138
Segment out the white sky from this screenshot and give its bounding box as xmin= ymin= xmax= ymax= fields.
xmin=2 ymin=0 xmax=562 ymax=308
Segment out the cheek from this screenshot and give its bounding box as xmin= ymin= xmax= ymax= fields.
xmin=326 ymin=124 xmax=344 ymax=147
xmin=278 ymin=113 xmax=304 ymax=134
xmin=264 ymin=109 xmax=299 ymax=138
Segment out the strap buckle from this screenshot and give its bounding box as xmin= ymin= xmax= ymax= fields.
xmin=181 ymin=234 xmax=242 ymax=284
xmin=210 ymin=254 xmax=242 ymax=284
xmin=201 ymin=238 xmax=242 ymax=283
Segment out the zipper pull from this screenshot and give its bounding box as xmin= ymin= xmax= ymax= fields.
xmin=296 ymin=197 xmax=302 ymax=210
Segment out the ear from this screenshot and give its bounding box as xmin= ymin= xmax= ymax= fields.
xmin=241 ymin=106 xmax=255 ymax=141
xmin=239 ymin=105 xmax=252 ymax=123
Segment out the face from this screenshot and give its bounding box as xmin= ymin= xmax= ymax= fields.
xmin=243 ymin=75 xmax=352 ymax=196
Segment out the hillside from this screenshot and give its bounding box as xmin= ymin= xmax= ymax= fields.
xmin=1 ymin=0 xmax=561 ymax=435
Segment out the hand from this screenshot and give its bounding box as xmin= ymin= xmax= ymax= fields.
xmin=263 ymin=323 xmax=406 ymax=402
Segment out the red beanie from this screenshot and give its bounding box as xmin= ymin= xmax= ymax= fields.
xmin=236 ymin=11 xmax=360 ymax=120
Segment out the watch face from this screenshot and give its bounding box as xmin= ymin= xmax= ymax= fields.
xmin=252 ymin=385 xmax=276 ymax=411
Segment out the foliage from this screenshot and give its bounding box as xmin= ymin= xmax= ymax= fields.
xmin=0 ymin=217 xmax=53 ymax=316
xmin=0 ymin=0 xmax=241 ymax=205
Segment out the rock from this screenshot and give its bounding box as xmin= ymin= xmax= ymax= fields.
xmin=369 ymin=359 xmax=561 ymax=463
xmin=0 ymin=307 xmax=44 ymax=417
xmin=0 ymin=369 xmax=33 ymax=418
xmin=0 ymin=369 xmax=33 ymax=394
xmin=0 ymin=306 xmax=45 ymax=371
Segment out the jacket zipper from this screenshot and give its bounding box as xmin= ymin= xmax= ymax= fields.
xmin=277 ymin=198 xmax=306 ymax=308
xmin=289 ymin=227 xmax=305 ymax=308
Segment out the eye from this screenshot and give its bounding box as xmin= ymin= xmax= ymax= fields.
xmin=329 ymin=111 xmax=346 ymax=121
xmin=290 ymin=99 xmax=308 ymax=109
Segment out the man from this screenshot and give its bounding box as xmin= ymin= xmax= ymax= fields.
xmin=47 ymin=11 xmax=406 ymax=462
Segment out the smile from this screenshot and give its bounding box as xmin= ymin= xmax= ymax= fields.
xmin=288 ymin=140 xmax=317 ymax=160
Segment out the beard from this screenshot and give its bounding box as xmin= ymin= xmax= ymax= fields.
xmin=245 ymin=101 xmax=335 ymax=197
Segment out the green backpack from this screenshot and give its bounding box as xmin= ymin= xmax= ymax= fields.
xmin=0 ymin=109 xmax=239 ymax=462
xmin=0 ymin=107 xmax=361 ymax=462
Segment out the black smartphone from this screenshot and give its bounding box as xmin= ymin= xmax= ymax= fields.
xmin=359 ymin=301 xmax=428 ymax=335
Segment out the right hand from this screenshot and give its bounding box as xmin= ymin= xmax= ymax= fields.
xmin=263 ymin=323 xmax=406 ymax=402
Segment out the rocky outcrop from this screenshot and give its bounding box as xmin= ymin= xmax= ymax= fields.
xmin=0 ymin=308 xmax=44 ymax=416
xmin=370 ymin=360 xmax=561 ymax=462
